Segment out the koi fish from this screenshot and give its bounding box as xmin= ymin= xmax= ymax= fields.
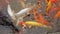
xmin=46 ymin=1 xmax=52 ymax=13
xmin=16 ymin=8 xmax=32 ymax=26
xmin=54 ymin=11 xmax=60 ymax=19
xmin=46 ymin=0 xmax=57 ymax=14
xmin=31 ymin=9 xmax=49 ymax=25
xmin=16 ymin=8 xmax=31 ymax=17
xmin=7 ymin=4 xmax=32 ymax=26
xmin=39 ymin=13 xmax=50 ymax=25
xmin=25 ymin=21 xmax=52 ymax=29
xmin=7 ymin=4 xmax=16 ymax=20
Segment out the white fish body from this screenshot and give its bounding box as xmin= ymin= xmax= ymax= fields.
xmin=16 ymin=8 xmax=31 ymax=26
xmin=7 ymin=4 xmax=32 ymax=26
xmin=7 ymin=4 xmax=14 ymax=17
xmin=7 ymin=4 xmax=16 ymax=20
xmin=16 ymin=8 xmax=31 ymax=17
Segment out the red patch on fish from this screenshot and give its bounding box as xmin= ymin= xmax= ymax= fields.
xmin=19 ymin=21 xmax=25 ymax=26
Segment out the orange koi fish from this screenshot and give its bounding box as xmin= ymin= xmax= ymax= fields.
xmin=54 ymin=11 xmax=60 ymax=19
xmin=46 ymin=0 xmax=57 ymax=14
xmin=39 ymin=13 xmax=49 ymax=25
xmin=31 ymin=8 xmax=50 ymax=25
xmin=31 ymin=9 xmax=41 ymax=23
